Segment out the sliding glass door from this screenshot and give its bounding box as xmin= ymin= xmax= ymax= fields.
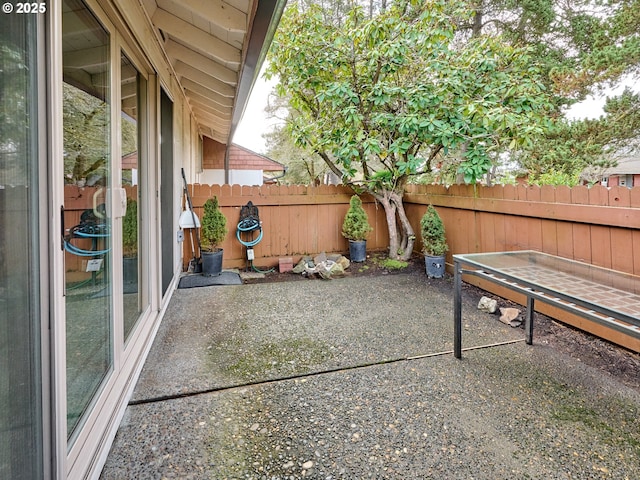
xmin=120 ymin=52 xmax=144 ymax=343
xmin=62 ymin=0 xmax=112 ymax=440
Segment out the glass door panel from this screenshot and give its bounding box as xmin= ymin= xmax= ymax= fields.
xmin=0 ymin=12 xmax=43 ymax=479
xmin=160 ymin=90 xmax=173 ymax=296
xmin=120 ymin=52 xmax=142 ymax=342
xmin=62 ymin=0 xmax=112 ymax=440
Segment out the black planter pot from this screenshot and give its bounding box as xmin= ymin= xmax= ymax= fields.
xmin=202 ymin=249 xmax=224 ymax=276
xmin=349 ymin=240 xmax=367 ymax=262
xmin=424 ymin=254 xmax=445 ymax=278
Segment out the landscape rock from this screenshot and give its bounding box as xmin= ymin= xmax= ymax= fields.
xmin=336 ymin=255 xmax=350 ymax=270
xmin=292 ymin=252 xmax=350 ymax=279
xmin=477 ymin=296 xmax=498 ymax=313
xmin=292 ymin=259 xmax=307 ymax=274
xmin=314 ymin=252 xmax=327 ymax=265
xmin=499 ymin=307 xmax=521 ymax=327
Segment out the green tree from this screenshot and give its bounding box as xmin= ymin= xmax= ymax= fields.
xmin=63 ymin=82 xmax=109 ymax=185
xmin=0 ymin=39 xmax=31 ymax=183
xmin=267 ymin=0 xmax=553 ymax=260
xmin=265 ymin=127 xmax=329 ymax=185
xmin=263 ymin=93 xmax=329 ymax=185
xmin=420 ymin=205 xmax=448 ymax=256
xmin=201 ymin=197 xmax=227 ymax=252
xmin=519 ymin=89 xmax=640 ymax=185
xmin=462 ymin=1 xmax=639 ymax=100
xmin=463 ymin=1 xmax=640 ymax=184
xmin=342 ymin=195 xmax=373 ymax=241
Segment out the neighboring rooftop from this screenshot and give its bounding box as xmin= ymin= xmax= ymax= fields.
xmin=228 ymin=143 xmax=285 ymax=172
xmin=602 ymin=155 xmax=640 ymax=175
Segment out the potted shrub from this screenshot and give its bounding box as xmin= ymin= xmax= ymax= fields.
xmin=200 ymin=196 xmax=227 ymax=276
xmin=122 ymin=197 xmax=138 ymax=291
xmin=420 ymin=205 xmax=448 ymax=278
xmin=342 ymin=195 xmax=372 ymax=262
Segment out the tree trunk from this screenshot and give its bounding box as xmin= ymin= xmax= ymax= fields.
xmin=374 ymin=189 xmax=415 ymax=261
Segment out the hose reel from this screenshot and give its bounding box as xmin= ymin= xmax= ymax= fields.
xmin=236 ymin=201 xmax=273 ymax=273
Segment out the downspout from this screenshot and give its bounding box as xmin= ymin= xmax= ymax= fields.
xmin=265 ymin=166 xmax=288 ymax=183
xmin=224 ymin=148 xmax=230 ymax=185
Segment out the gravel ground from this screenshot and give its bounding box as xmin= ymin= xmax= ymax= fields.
xmin=101 ymin=270 xmax=640 ymax=479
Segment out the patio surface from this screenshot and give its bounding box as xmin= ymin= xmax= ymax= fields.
xmin=100 ymin=272 xmax=640 ymax=479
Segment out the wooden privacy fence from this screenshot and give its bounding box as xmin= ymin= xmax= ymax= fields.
xmin=404 ymin=183 xmax=640 ymax=275
xmin=186 ymin=184 xmax=389 ymax=269
xmin=186 ymin=182 xmax=640 ymax=351
xmin=405 ymin=183 xmax=640 ymax=351
xmin=189 ymin=183 xmax=640 ymax=276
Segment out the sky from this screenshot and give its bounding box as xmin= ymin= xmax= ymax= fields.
xmin=565 ymin=78 xmax=636 ymax=120
xmin=232 ymin=64 xmax=280 ymax=154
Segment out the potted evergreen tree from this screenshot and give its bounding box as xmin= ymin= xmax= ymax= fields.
xmin=420 ymin=205 xmax=448 ymax=278
xmin=342 ymin=195 xmax=373 ymax=262
xmin=200 ymin=196 xmax=227 ymax=276
xmin=122 ymin=197 xmax=138 ymax=291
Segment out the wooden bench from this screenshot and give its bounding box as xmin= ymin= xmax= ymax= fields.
xmin=453 ymin=251 xmax=640 ymax=359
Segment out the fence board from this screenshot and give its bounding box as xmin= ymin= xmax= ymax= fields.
xmin=494 ymin=212 xmax=507 ymax=252
xmin=611 ymin=228 xmax=633 ymax=273
xmin=540 ymin=185 xmax=556 ymax=203
xmin=609 ymin=186 xmax=630 ymax=207
xmin=515 ymin=184 xmax=528 ymax=201
xmin=634 ymin=230 xmax=640 ymax=277
xmin=528 ymin=218 xmax=544 ymax=252
xmin=512 ymin=214 xmax=530 ymax=251
xmin=527 ymin=185 xmax=541 ymax=202
xmin=572 ymin=185 xmax=589 ymax=204
xmin=590 ymin=225 xmax=613 ymax=269
xmin=556 ymin=221 xmax=574 ymax=259
xmin=572 ymin=224 xmax=592 ymax=264
xmin=502 ymin=184 xmax=516 ymax=200
xmin=541 ymin=219 xmax=558 ymax=255
xmin=478 ymin=212 xmax=496 ymax=252
xmin=589 ymin=185 xmax=610 ymax=206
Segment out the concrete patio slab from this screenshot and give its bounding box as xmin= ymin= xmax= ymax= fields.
xmin=100 ymin=273 xmax=640 ymax=479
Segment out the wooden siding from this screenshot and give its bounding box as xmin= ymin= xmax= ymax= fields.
xmin=202 ymin=138 xmax=285 ymax=171
xmin=228 ymin=144 xmax=285 ymax=171
xmin=202 ymin=137 xmax=226 ymax=169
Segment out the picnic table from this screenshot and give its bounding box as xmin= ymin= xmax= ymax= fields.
xmin=453 ymin=250 xmax=640 ymax=359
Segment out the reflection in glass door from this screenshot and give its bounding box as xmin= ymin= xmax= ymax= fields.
xmin=62 ymin=0 xmax=112 ymax=440
xmin=120 ymin=52 xmax=143 ymax=342
xmin=0 ymin=11 xmax=43 ymax=479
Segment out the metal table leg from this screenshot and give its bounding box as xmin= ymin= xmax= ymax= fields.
xmin=454 ymin=259 xmax=462 ymax=359
xmin=525 ymin=296 xmax=535 ymax=345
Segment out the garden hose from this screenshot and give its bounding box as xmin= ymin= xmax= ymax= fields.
xmin=235 ymin=209 xmax=274 ymax=273
xmin=236 ymin=217 xmax=263 ymax=247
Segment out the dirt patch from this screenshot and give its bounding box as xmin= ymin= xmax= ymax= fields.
xmin=243 ymin=251 xmax=425 ymax=284
xmin=244 ymin=252 xmax=639 ymax=390
xmin=534 ymin=314 xmax=640 ymax=388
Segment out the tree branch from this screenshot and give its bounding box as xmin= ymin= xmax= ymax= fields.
xmin=315 ymin=149 xmax=345 ymax=181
